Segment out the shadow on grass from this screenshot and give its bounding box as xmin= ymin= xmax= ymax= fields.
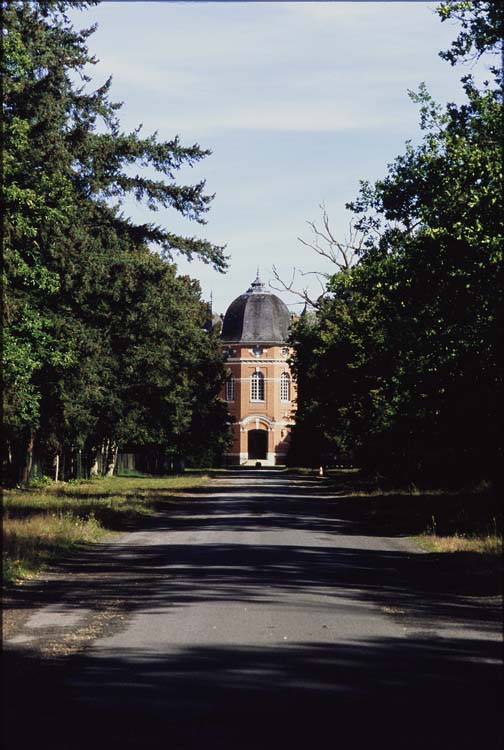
xmin=3 ymin=474 xmax=210 ymax=528
xmin=130 ymin=468 xmax=500 ymax=541
xmin=4 ymin=470 xmax=502 ymax=596
xmin=4 ymin=468 xmax=503 ymax=596
xmin=3 ymin=634 xmax=502 ymax=750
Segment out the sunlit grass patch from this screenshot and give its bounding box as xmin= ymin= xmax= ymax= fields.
xmin=2 ymin=474 xmax=209 ymax=585
xmin=3 ymin=474 xmax=208 ymax=517
xmin=416 ymin=532 xmax=502 ymax=555
xmin=55 ymin=473 xmax=208 ymax=497
xmin=415 ymin=514 xmax=502 ymax=556
xmin=3 ymin=512 xmax=104 ymax=585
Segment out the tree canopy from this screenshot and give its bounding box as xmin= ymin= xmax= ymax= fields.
xmin=437 ymin=1 xmax=503 ymax=68
xmin=288 ymin=3 xmax=503 ymax=481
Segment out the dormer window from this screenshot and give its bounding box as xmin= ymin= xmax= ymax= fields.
xmin=252 ymin=346 xmax=264 ymax=357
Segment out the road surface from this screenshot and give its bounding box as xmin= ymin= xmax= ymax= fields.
xmin=3 ymin=470 xmax=502 ymax=749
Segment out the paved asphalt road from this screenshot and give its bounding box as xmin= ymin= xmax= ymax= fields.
xmin=3 ymin=470 xmax=502 ymax=750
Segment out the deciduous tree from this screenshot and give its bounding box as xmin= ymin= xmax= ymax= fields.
xmin=288 ymin=3 xmax=502 ymax=480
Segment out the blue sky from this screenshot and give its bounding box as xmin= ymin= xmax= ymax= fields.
xmin=69 ymin=2 xmax=493 ymax=313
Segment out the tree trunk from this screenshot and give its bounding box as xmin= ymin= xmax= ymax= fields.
xmin=4 ymin=440 xmax=16 ymax=486
xmin=89 ymin=447 xmax=100 ymax=477
xmin=105 ymin=441 xmax=118 ymax=477
xmin=53 ymin=453 xmax=60 ymax=482
xmin=21 ymin=431 xmax=35 ymax=487
xmin=102 ymin=440 xmax=109 ymax=476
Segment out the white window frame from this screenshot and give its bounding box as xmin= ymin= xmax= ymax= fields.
xmin=225 ymin=376 xmax=235 ymax=402
xmin=280 ymin=372 xmax=291 ymax=402
xmin=250 ymin=371 xmax=265 ymax=402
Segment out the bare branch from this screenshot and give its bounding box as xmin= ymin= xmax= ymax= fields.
xmin=270 ymin=265 xmax=322 ymax=308
xmin=297 ymin=203 xmax=363 ymax=271
xmin=271 ymin=206 xmax=365 ymax=308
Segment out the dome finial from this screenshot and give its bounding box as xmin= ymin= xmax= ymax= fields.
xmin=250 ymin=268 xmax=265 ymax=293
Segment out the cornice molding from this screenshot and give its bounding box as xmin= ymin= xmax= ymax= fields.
xmin=226 ymin=358 xmax=289 ymax=364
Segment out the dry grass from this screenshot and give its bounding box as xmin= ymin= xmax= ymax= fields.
xmin=417 ymin=532 xmax=502 ymax=555
xmin=319 ymin=471 xmax=501 ymax=545
xmin=412 ymin=497 xmax=502 ymax=555
xmin=3 ymin=513 xmax=104 ymax=584
xmin=2 ymin=474 xmax=208 ymax=585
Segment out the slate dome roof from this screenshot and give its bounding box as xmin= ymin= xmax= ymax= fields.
xmin=221 ymin=274 xmax=290 ymax=345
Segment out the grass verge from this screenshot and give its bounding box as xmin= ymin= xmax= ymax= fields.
xmin=415 ymin=530 xmax=502 ymax=555
xmin=2 ymin=474 xmax=208 ymax=586
xmin=298 ymin=469 xmax=502 ymax=559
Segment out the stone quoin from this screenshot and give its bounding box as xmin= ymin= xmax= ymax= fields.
xmin=219 ymin=273 xmax=296 ymax=466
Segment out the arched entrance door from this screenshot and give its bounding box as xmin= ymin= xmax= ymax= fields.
xmin=248 ymin=429 xmax=268 ymax=460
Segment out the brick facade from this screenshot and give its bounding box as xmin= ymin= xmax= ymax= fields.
xmin=221 ymin=343 xmax=296 ymax=466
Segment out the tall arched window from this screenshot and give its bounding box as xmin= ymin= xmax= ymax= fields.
xmin=225 ymin=376 xmax=235 ymax=402
xmin=280 ymin=372 xmax=291 ymax=402
xmin=250 ymin=371 xmax=265 ymax=401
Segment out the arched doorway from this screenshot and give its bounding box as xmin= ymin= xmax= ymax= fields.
xmin=248 ymin=429 xmax=268 ymax=460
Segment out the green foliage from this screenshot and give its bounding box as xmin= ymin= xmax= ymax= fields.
xmin=289 ymin=3 xmax=503 ymax=481
xmin=28 ymin=475 xmax=54 ymax=488
xmin=436 ymin=1 xmax=503 ymax=72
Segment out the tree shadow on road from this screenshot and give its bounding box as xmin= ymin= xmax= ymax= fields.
xmin=3 ymin=633 xmax=502 ymax=750
xmin=3 ymin=533 xmax=502 ymax=635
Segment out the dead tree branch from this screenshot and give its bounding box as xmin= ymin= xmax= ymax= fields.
xmin=270 ymin=265 xmax=323 ymax=308
xmin=270 ymin=205 xmax=363 ymax=309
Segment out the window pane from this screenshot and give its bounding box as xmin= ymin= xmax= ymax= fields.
xmin=226 ymin=377 xmax=234 ymax=401
xmin=251 ymin=372 xmax=264 ymax=401
xmin=281 ymin=373 xmax=290 ymax=401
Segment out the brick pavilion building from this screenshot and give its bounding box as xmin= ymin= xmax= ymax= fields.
xmin=220 ymin=274 xmax=296 ymax=466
